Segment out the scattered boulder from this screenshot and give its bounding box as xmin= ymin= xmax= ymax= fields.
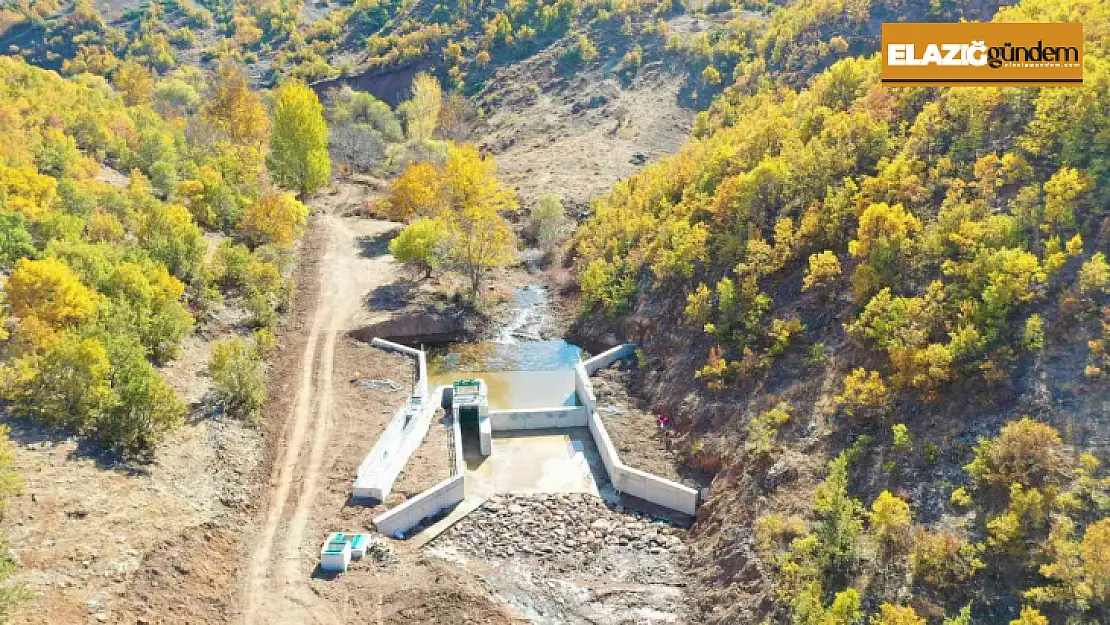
xmin=762 ymin=457 xmax=797 ymax=491
xmin=443 ymin=493 xmax=687 ymax=572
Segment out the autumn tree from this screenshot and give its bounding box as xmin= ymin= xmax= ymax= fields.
xmin=97 ymin=260 xmax=194 ymax=363
xmin=133 ymin=195 xmax=207 ymax=283
xmin=441 ymin=144 xmax=518 ymax=298
xmin=1010 ymin=606 xmax=1048 ymax=625
xmin=911 ymin=530 xmax=984 ymax=590
xmin=1 ymin=335 xmax=111 ymax=430
xmin=528 ymin=194 xmax=571 ymax=251
xmin=401 ymin=72 xmax=442 ymax=143
xmin=210 ymin=337 xmax=267 ymax=419
xmin=803 ymin=250 xmax=842 ymax=293
xmin=95 ymin=336 xmax=185 ymax=456
xmin=446 ymin=202 xmax=517 ymax=299
xmin=1027 ymin=516 xmax=1110 ymax=610
xmin=869 ymin=491 xmax=911 ymax=552
xmin=849 ymin=202 xmax=919 ymax=297
xmin=835 ymin=368 xmax=889 ymax=420
xmin=238 ymin=192 xmax=308 ymax=248
xmin=964 ymin=417 xmax=1069 ymax=489
xmin=114 ymin=62 xmax=155 ymax=106
xmin=1043 ymin=167 xmax=1090 ymax=233
xmin=383 ymin=161 xmax=444 ymax=220
xmin=0 ymin=211 xmax=35 ymax=269
xmin=563 ymin=34 xmax=598 ymax=65
xmin=203 ymin=64 xmax=270 ymax=148
xmin=268 ymin=80 xmax=331 ymax=198
xmin=1079 ymin=253 xmax=1109 ymax=295
xmin=870 ymin=604 xmax=925 ymax=625
xmin=390 ymin=217 xmax=447 ymax=278
xmin=4 ymin=257 xmax=97 ymax=346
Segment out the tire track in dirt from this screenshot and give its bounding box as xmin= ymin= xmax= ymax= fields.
xmin=241 ymin=223 xmax=329 ymax=625
xmin=242 ymin=212 xmax=400 ymax=625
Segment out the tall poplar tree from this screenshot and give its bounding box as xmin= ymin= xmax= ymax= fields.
xmin=267 ymin=80 xmax=330 ymax=198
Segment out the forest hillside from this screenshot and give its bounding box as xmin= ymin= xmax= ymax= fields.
xmin=571 ymin=0 xmax=1110 ymax=622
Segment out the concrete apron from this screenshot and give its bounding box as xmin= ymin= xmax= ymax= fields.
xmin=461 ymin=427 xmax=618 ymax=502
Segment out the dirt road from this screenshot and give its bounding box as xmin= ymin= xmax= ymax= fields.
xmin=242 ymin=211 xmax=400 ymax=625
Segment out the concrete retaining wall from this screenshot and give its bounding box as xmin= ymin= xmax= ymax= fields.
xmin=370 ymin=337 xmax=428 ymax=398
xmin=488 ymin=406 xmax=588 ymax=431
xmin=615 ymin=466 xmax=699 ymax=515
xmin=587 ymin=410 xmax=620 ymax=480
xmin=372 ymin=474 xmax=465 ymax=537
xmin=581 ymin=344 xmax=699 ymax=516
xmin=574 ymin=362 xmax=597 ymax=414
xmin=450 ymin=393 xmax=465 ymax=476
xmin=353 ymin=339 xmax=435 ymax=500
xmin=583 ymin=344 xmax=637 ymax=375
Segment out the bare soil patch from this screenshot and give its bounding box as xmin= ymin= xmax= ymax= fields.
xmin=392 ymin=408 xmax=454 ymax=499
xmin=477 ymin=49 xmax=693 ymax=209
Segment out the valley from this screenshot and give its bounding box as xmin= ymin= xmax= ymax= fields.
xmin=0 ymin=0 xmax=1107 ymax=624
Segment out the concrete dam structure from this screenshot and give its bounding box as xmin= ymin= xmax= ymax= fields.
xmin=354 ymin=340 xmax=700 ymax=538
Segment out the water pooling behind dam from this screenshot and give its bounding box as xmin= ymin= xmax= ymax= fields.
xmin=428 ymin=286 xmax=583 ymax=410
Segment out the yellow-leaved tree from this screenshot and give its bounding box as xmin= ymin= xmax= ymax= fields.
xmin=203 ymin=63 xmax=271 ymax=148
xmin=446 ymin=202 xmax=517 ymax=299
xmin=267 ymin=80 xmax=330 ymax=198
xmin=239 ymin=192 xmax=308 ymax=248
xmin=870 ymin=603 xmax=925 ymax=625
xmin=384 ymin=161 xmax=444 ymax=220
xmin=4 ymin=257 xmax=98 ymax=347
xmin=389 ymin=216 xmax=448 ymax=278
xmin=402 ymin=72 xmax=442 ymax=143
xmin=388 ymin=143 xmax=518 ymax=298
xmin=441 ymin=144 xmax=517 ymax=298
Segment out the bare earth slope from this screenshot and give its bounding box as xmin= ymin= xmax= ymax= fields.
xmin=475 ymin=45 xmax=694 ymax=208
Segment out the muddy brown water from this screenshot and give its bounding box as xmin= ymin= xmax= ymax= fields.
xmin=428 ymin=286 xmax=584 ymax=410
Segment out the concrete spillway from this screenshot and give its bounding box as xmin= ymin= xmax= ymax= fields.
xmin=362 ymin=342 xmax=699 ymax=538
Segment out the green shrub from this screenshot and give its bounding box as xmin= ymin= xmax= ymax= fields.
xmin=911 ymin=529 xmax=983 ymax=589
xmin=210 ymin=337 xmax=267 ymax=419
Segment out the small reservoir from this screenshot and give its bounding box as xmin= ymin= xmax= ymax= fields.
xmin=427 ymin=286 xmax=583 ymax=410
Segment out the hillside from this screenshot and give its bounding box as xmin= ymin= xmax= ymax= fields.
xmin=570 ymin=0 xmax=1110 ymax=622
xmin=0 ymin=0 xmax=1107 ymax=622
xmin=0 ymin=37 xmax=317 ymax=621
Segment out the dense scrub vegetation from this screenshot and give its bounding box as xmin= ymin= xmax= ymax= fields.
xmin=573 ymin=0 xmax=1110 ymax=622
xmin=1 ymin=0 xmax=1007 ymax=111
xmin=0 ymin=56 xmax=318 ymax=456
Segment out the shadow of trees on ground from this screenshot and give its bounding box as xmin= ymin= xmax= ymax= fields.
xmin=357 ymin=229 xmax=400 ymax=259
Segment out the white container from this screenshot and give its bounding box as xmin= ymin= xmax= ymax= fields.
xmin=319 ymin=539 xmax=352 ymax=573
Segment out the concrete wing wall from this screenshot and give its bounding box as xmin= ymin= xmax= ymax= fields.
xmin=582 ymin=344 xmax=637 ymax=375
xmin=354 ymin=339 xmax=436 ymax=500
xmin=372 ymin=475 xmax=466 ymax=537
xmin=575 ymin=362 xmax=597 ymax=414
xmin=578 ymin=344 xmax=700 ymax=516
xmin=451 ymin=395 xmax=465 ymax=476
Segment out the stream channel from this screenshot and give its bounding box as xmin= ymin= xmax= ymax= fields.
xmin=427 ymin=285 xmax=583 ymax=410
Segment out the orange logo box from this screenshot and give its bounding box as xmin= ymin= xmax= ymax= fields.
xmin=881 ymin=22 xmax=1084 ymax=87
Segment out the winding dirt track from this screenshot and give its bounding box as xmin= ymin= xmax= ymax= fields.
xmin=241 ymin=212 xmax=399 ymax=625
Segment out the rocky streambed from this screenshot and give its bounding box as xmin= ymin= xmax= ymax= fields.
xmin=447 ymin=493 xmax=687 ymax=562
xmin=433 ymin=493 xmax=690 ymax=624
